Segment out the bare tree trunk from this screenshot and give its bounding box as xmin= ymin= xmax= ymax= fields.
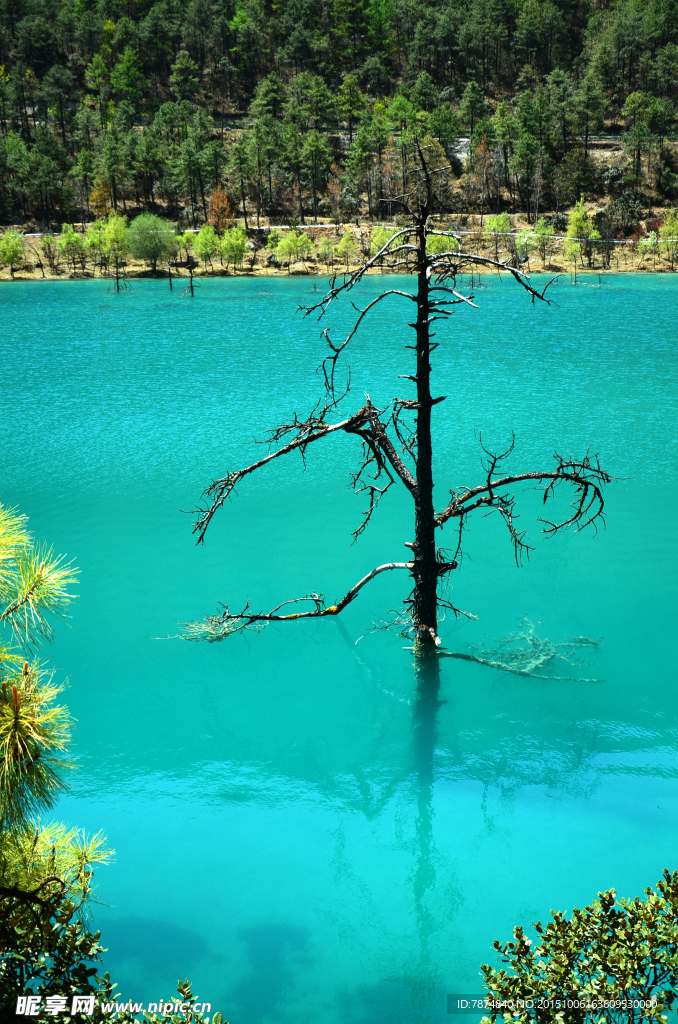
xmin=197 ymin=166 xmax=208 ymax=223
xmin=240 ymin=176 xmax=249 ymax=230
xmin=413 ymin=218 xmax=438 ymax=654
xmin=412 ymin=653 xmax=441 ymax=922
xmin=296 ymin=174 xmax=305 ymax=225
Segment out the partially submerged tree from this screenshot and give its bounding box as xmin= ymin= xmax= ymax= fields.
xmin=103 ymin=212 xmax=129 ymax=291
xmin=185 ymin=142 xmax=610 ymax=658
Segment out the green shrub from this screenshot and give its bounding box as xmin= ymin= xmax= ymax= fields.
xmin=128 ymin=213 xmax=176 ymax=272
xmin=0 ymin=231 xmax=24 ymax=277
xmin=193 ymin=222 xmax=219 ymax=269
xmin=480 ymin=870 xmax=678 ymax=1023
xmin=220 ymin=225 xmax=247 ymax=271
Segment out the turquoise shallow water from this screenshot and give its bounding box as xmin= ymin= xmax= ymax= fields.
xmin=1 ymin=273 xmax=677 ymax=1023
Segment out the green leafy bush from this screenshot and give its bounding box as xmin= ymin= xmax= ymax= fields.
xmin=0 ymin=231 xmax=24 ymax=277
xmin=128 ymin=213 xmax=176 ymax=272
xmin=480 ymin=871 xmax=678 ymax=1023
xmin=193 ymin=223 xmax=219 ymax=269
xmin=220 ymin=225 xmax=248 ymax=270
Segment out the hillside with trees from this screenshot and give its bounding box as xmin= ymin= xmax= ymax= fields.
xmin=0 ymin=0 xmax=677 ymax=233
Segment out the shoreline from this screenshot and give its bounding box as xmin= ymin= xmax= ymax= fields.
xmin=5 ymin=216 xmax=674 ymax=281
xmin=2 ymin=263 xmax=675 ymax=282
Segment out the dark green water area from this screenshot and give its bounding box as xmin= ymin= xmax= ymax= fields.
xmin=1 ymin=274 xmax=676 ymax=1023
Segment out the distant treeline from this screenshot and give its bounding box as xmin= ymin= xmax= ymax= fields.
xmin=1 ymin=0 xmax=677 ymax=229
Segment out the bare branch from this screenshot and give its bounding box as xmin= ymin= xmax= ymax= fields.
xmin=191 ymin=394 xmax=423 ymax=545
xmin=299 ymin=230 xmax=416 ymax=323
xmin=0 ymin=875 xmax=66 ymax=908
xmin=314 ymin=285 xmax=416 ymax=398
xmin=391 ymin=399 xmax=418 ymax=465
xmin=435 ymin=447 xmax=611 ymax=565
xmin=364 ymin=401 xmax=417 ymax=495
xmin=181 ymin=561 xmax=414 ymax=641
xmin=428 ymin=250 xmax=560 ymax=305
xmin=190 ymin=405 xmax=368 ymax=543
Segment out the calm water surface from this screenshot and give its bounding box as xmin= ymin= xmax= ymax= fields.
xmin=1 ymin=274 xmax=677 ymax=1023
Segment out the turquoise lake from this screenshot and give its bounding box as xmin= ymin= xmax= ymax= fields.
xmin=1 ymin=273 xmax=677 ymax=1023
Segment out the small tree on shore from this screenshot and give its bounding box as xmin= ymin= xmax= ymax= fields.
xmin=208 ymin=184 xmax=232 ymax=233
xmin=336 ymin=228 xmax=359 ymax=269
xmin=220 ymin=225 xmax=247 ymax=272
xmin=184 ymin=143 xmax=610 ymax=659
xmin=0 ymin=232 xmax=24 ymax=278
xmin=57 ymin=225 xmax=85 ymax=273
xmin=638 ymin=229 xmax=659 ymax=267
xmin=84 ymin=221 xmax=107 ymax=274
xmin=41 ymin=237 xmax=61 ymax=275
xmin=566 ymin=197 xmax=598 ymax=268
xmin=484 ymin=212 xmax=511 ymax=260
xmin=128 ymin=213 xmax=175 ymax=273
xmin=659 ymin=208 xmax=678 ymax=268
xmin=193 ymin=223 xmax=219 ymax=270
xmin=277 ymin=229 xmax=312 ymax=272
xmin=533 ymin=217 xmax=555 ymax=267
xmin=318 ymin=235 xmax=335 ymax=271
xmin=515 ymin=228 xmax=539 ymax=270
xmin=103 ymin=212 xmax=129 ymax=290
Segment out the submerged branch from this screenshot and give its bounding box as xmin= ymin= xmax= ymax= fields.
xmin=438 ymin=619 xmax=602 ymax=681
xmin=438 ymin=650 xmax=600 ymax=682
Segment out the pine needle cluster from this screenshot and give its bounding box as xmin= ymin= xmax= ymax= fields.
xmin=0 ymin=505 xmax=78 ymax=828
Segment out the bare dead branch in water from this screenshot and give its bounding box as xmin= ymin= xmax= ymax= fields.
xmin=182 ymin=561 xmax=413 ymax=641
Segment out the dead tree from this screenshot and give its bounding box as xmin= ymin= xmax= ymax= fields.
xmin=185 ymin=143 xmax=610 ymax=658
